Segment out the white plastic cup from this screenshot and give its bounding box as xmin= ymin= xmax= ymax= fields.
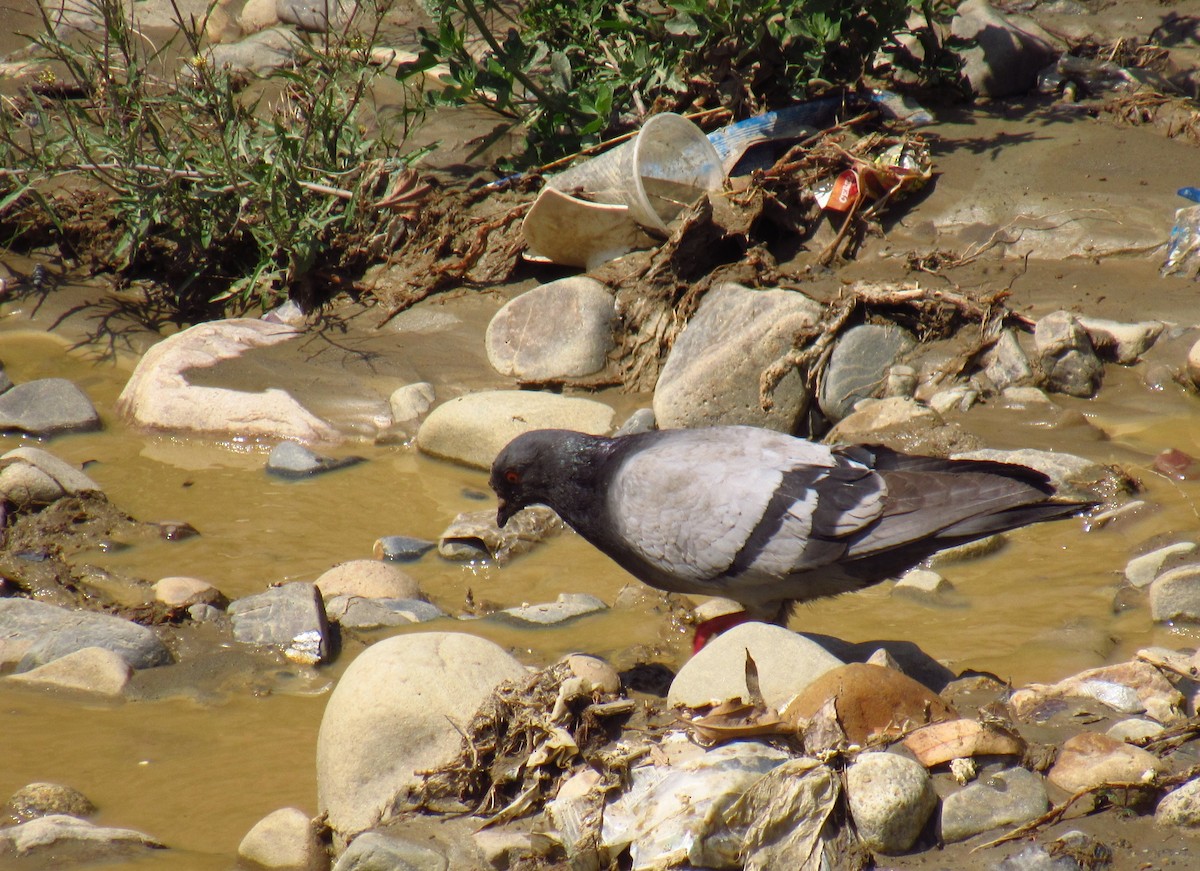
xmin=547 ymin=113 xmax=723 ymax=235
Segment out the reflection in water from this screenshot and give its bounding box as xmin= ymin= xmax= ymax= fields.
xmin=1 ymin=320 xmax=1199 ymax=868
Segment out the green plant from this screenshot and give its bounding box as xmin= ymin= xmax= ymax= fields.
xmin=0 ymin=0 xmax=425 ymax=317
xmin=403 ymin=0 xmax=964 ymax=168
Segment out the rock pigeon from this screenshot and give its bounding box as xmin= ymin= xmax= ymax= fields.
xmin=490 ymin=425 xmax=1092 ymax=648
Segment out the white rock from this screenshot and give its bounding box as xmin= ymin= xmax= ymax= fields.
xmin=1150 ymin=564 xmax=1200 ymax=623
xmin=0 ymin=814 xmax=163 ymax=858
xmin=0 ymin=447 xmax=102 ymax=507
xmin=892 ymin=569 xmax=953 ymax=600
xmin=7 ymin=647 xmax=132 ymax=698
xmin=1156 ymin=778 xmax=1200 ymax=829
xmin=1125 ymin=542 xmax=1197 ymax=588
xmin=846 ymin=751 xmax=936 ymax=854
xmin=316 ymin=632 xmax=527 ymax=839
xmin=416 ymin=390 xmax=614 ymax=469
xmin=1075 ymin=316 xmax=1164 ymax=364
xmin=314 ymin=560 xmax=422 ymax=601
xmin=389 ymin=382 xmax=435 ymax=424
xmin=117 ymin=319 xmax=338 ymax=443
xmin=668 ymin=622 xmax=843 ymax=711
xmin=237 ymin=806 xmax=327 ymax=871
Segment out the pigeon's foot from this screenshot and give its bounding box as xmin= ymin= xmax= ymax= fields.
xmin=692 ymin=609 xmax=752 ymax=653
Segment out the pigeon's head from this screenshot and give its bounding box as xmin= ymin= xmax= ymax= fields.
xmin=490 ymin=429 xmax=603 ymax=528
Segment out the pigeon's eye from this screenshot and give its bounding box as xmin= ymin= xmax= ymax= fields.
xmin=504 ymin=470 xmax=520 ymax=485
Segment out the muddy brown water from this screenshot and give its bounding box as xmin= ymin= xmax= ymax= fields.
xmin=2 ymin=289 xmax=1199 ymax=869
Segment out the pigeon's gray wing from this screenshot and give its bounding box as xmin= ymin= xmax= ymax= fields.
xmin=606 ymin=427 xmax=887 ymax=584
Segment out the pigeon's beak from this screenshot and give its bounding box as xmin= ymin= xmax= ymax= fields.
xmin=496 ymin=498 xmax=515 ymax=528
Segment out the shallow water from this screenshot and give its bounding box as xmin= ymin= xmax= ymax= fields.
xmin=1 ymin=294 xmax=1200 ymax=869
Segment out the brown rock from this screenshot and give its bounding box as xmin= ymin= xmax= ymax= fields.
xmin=902 ymin=718 xmax=1025 ymax=767
xmin=1048 ymin=732 xmax=1169 ymax=794
xmin=781 ymin=663 xmax=957 ymax=745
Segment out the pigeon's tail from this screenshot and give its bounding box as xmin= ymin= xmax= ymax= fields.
xmin=935 ymin=498 xmax=1092 ymax=539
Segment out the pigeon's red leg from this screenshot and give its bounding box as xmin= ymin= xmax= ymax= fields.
xmin=692 ymin=610 xmax=751 ymax=653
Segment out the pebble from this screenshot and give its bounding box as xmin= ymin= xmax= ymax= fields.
xmin=437 ymin=506 xmax=563 ymax=563
xmin=416 ymin=389 xmax=614 ymax=469
xmin=237 ymin=806 xmax=325 ymax=871
xmin=500 ymin=592 xmax=607 ymax=625
xmin=1075 ymin=315 xmax=1164 ymax=364
xmin=1149 ymin=564 xmax=1200 ymax=624
xmin=7 ymin=646 xmax=132 ymax=698
xmin=1048 ymin=731 xmax=1169 ymax=793
xmin=4 ymin=782 xmax=96 ymax=823
xmin=266 ymin=441 xmax=364 ymax=478
xmin=0 ymin=378 xmax=100 ymax=436
xmin=669 ymin=623 xmax=843 ymax=710
xmin=1155 ymin=777 xmax=1200 ymax=829
xmin=372 ymin=535 xmax=436 ymax=562
xmin=316 ymin=632 xmax=527 ymax=840
xmin=845 ymin=751 xmax=937 ymax=854
xmin=331 ymin=831 xmax=447 ymax=871
xmin=485 ymin=276 xmax=616 ymax=381
xmin=892 ymin=568 xmax=955 ymax=601
xmin=983 ymin=329 xmax=1036 ymax=392
xmin=928 ymin=384 xmax=980 ymax=414
xmin=614 ymin=407 xmax=656 ymax=436
xmin=1034 ymin=310 xmax=1104 ymax=398
xmin=152 ymin=576 xmax=226 ymax=609
xmin=1002 ymin=385 xmax=1054 ymax=405
xmin=653 ymin=282 xmax=823 ymax=432
xmin=1009 ymin=660 xmax=1183 ymax=725
xmin=388 ymin=382 xmax=435 ymax=425
xmin=314 ymin=560 xmax=423 ymax=601
xmin=818 ymin=324 xmax=915 ymax=422
xmin=228 ymin=582 xmax=330 ymax=665
xmin=1125 ymin=542 xmax=1197 ymax=588
xmin=939 ymin=766 xmax=1049 ymax=843
xmin=1106 ymin=717 xmax=1166 ymax=743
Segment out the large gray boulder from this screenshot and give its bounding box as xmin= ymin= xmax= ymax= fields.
xmin=653 ymin=283 xmax=823 ymax=432
xmin=0 ymin=378 xmax=100 ymax=436
xmin=316 ymin=633 xmax=527 ymax=840
xmin=2 ymin=599 xmax=171 ymax=672
xmin=228 ymin=582 xmax=331 ymax=665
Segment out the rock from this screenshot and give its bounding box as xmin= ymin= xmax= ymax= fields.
xmin=8 ymin=646 xmax=132 ymax=698
xmin=806 ymin=634 xmax=957 ymax=693
xmin=1009 ymin=660 xmax=1183 ymax=725
xmin=0 ymin=447 xmax=102 ymax=507
xmin=1034 ymin=310 xmax=1104 ymax=398
xmin=1187 ymin=338 xmax=1200 ymax=389
xmin=500 ymin=593 xmax=607 ymax=625
xmin=818 ymin=324 xmax=916 ymax=422
xmin=277 ymin=0 xmax=350 ymax=32
xmin=1002 ymin=385 xmax=1054 ymax=406
xmin=983 ymin=329 xmax=1037 ymax=392
xmin=1107 ymin=717 xmax=1165 ymax=743
xmin=951 ymin=0 xmax=1062 ymax=98
xmin=228 ymin=582 xmax=330 ymax=665
xmin=845 ymin=751 xmax=936 ymax=854
xmin=940 ymin=767 xmax=1049 ymax=843
xmin=614 ymin=407 xmax=656 ymax=436
xmin=1156 ymin=778 xmax=1200 ymax=829
xmin=928 ymin=385 xmax=979 ymax=415
xmin=892 ymin=568 xmax=955 ymax=601
xmin=416 ymin=390 xmax=614 ymax=470
xmin=1047 ymin=732 xmax=1169 ymax=793
xmin=237 ymin=0 xmax=278 ymax=32
xmin=600 ymin=742 xmax=792 ymax=869
xmin=653 ymin=283 xmax=823 ymax=432
xmin=4 ymin=783 xmax=96 ymax=823
xmin=472 ymin=829 xmax=532 ymax=869
xmin=206 ymin=26 xmax=302 ymax=74
xmin=884 ymin=364 xmax=918 ymax=399
xmin=951 ymin=446 xmax=1129 ymax=502
xmin=1125 ymin=542 xmax=1197 ymax=588
xmin=266 ymin=441 xmax=364 ymax=478
xmin=0 ymin=378 xmax=100 ymax=436
xmin=325 ymin=596 xmax=444 ymax=629
xmin=0 ymin=814 xmax=164 ymax=861
xmin=1 ymin=599 xmax=171 ymax=672
xmin=563 ymin=653 xmax=621 ymax=694
xmin=485 ymin=277 xmax=616 ymax=381
xmin=315 ymin=560 xmax=422 ymax=601
xmin=117 ymin=318 xmax=338 ymax=443
xmin=372 ymin=535 xmax=436 ymax=562
xmin=331 ymin=831 xmax=447 ymax=871
xmin=316 ymin=632 xmax=527 ymax=839
xmin=389 ymin=382 xmax=435 ymax=424
xmin=668 ymin=622 xmax=843 ymax=711
xmin=826 ymin=397 xmax=941 ymax=442
xmin=237 ymin=806 xmax=327 ymax=871
xmin=1075 ymin=316 xmax=1164 ymax=364
xmin=1150 ymin=565 xmax=1200 ymax=623
xmin=437 ymin=506 xmax=564 ymax=563
xmin=152 ymin=576 xmax=226 ymax=608
xmin=997 ymin=834 xmax=1111 ymax=870
xmin=781 ymin=663 xmax=957 ymax=745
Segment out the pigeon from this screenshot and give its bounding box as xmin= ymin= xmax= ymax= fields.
xmin=490 ymin=425 xmax=1093 ymax=649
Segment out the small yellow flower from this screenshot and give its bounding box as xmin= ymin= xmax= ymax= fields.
xmin=36 ymin=68 xmax=57 ymax=86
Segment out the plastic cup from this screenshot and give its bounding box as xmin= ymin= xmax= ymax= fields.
xmin=547 ymin=113 xmax=723 ymax=235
